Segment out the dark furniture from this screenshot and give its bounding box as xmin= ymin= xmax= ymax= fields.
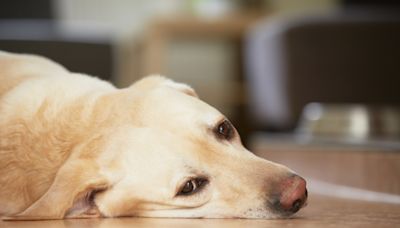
xmin=245 ymin=8 xmax=400 ymax=131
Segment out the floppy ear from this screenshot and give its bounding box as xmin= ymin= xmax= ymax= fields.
xmin=163 ymin=79 xmax=198 ymax=97
xmin=130 ymin=75 xmax=198 ymax=97
xmin=3 ymin=159 xmax=110 ymax=220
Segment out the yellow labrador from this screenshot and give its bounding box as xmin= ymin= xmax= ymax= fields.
xmin=0 ymin=51 xmax=307 ymax=220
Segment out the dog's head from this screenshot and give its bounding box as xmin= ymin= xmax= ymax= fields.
xmin=8 ymin=76 xmax=307 ymax=220
xmin=88 ymin=76 xmax=307 ymax=219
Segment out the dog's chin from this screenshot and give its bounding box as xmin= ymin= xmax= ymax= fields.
xmin=127 ymin=209 xmax=289 ymax=219
xmin=92 ymin=195 xmax=307 ymax=219
xmin=240 ymin=200 xmax=308 ymax=219
xmin=93 ymin=208 xmax=305 ymax=220
xmin=240 ymin=209 xmax=288 ymax=219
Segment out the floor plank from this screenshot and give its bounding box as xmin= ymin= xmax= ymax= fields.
xmin=252 ymin=140 xmax=400 ymax=195
xmin=1 ymin=194 xmax=399 ymax=228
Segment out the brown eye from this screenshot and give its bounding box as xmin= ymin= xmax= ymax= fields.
xmin=215 ymin=119 xmax=234 ymax=140
xmin=178 ymin=178 xmax=208 ymax=196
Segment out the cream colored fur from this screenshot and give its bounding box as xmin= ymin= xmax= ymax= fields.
xmin=0 ymin=51 xmax=304 ymax=220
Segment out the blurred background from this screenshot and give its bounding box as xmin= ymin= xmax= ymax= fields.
xmin=1 ymin=0 xmax=399 ymax=202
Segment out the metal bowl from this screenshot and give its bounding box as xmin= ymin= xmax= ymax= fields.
xmin=296 ymin=103 xmax=400 ymax=141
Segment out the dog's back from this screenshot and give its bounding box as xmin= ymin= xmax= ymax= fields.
xmin=0 ymin=51 xmax=115 ymax=215
xmin=0 ymin=51 xmax=62 ymax=97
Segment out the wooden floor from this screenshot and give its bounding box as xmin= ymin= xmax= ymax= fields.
xmin=1 ymin=194 xmax=399 ymax=228
xmin=251 ymin=137 xmax=400 ymax=195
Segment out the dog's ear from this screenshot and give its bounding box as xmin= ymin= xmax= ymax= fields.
xmin=2 ymin=159 xmax=110 ymax=220
xmin=163 ymin=79 xmax=198 ymax=97
xmin=130 ymin=75 xmax=198 ymax=97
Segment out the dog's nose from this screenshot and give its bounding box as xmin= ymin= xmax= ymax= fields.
xmin=276 ymin=175 xmax=307 ymax=213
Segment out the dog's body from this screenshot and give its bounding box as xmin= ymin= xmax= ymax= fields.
xmin=0 ymin=51 xmax=307 ymax=220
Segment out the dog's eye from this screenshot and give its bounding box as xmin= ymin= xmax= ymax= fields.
xmin=214 ymin=119 xmax=234 ymax=140
xmin=178 ymin=178 xmax=208 ymax=196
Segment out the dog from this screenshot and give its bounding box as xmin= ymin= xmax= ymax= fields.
xmin=0 ymin=51 xmax=307 ymax=220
